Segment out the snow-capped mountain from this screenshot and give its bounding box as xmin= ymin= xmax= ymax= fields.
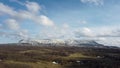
xmin=18 ymin=39 xmax=104 ymax=47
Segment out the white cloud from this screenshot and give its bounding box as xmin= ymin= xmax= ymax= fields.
xmin=38 ymin=24 xmax=73 ymax=39
xmin=39 ymin=29 xmax=63 ymax=39
xmin=39 ymin=15 xmax=54 ymax=26
xmin=17 ymin=29 xmax=29 ymax=39
xmin=74 ymin=27 xmax=120 ymax=47
xmin=0 ymin=30 xmax=29 ymax=41
xmin=0 ymin=2 xmax=54 ymax=27
xmin=5 ymin=19 xmax=20 ymax=30
xmin=80 ymin=0 xmax=104 ymax=6
xmin=82 ymin=27 xmax=94 ymax=36
xmin=74 ymin=26 xmax=120 ymax=38
xmin=37 ymin=26 xmax=120 ymax=40
xmin=81 ymin=20 xmax=87 ymax=24
xmin=0 ymin=1 xmax=55 ymax=42
xmin=25 ymin=1 xmax=41 ymax=13
xmin=13 ymin=11 xmax=54 ymax=26
xmin=0 ymin=3 xmax=16 ymax=16
xmin=95 ymin=27 xmax=120 ymax=37
xmin=78 ymin=20 xmax=87 ymax=24
xmin=75 ymin=27 xmax=95 ymax=37
xmin=9 ymin=0 xmax=24 ymax=5
xmin=96 ymin=37 xmax=120 ymax=47
xmin=63 ymin=23 xmax=69 ymax=29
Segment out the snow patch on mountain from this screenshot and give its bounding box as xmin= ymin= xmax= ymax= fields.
xmin=19 ymin=39 xmax=104 ymax=47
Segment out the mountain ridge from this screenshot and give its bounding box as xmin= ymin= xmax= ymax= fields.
xmin=17 ymin=39 xmax=104 ymax=47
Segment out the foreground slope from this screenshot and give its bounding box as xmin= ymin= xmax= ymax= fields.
xmin=0 ymin=44 xmax=120 ymax=68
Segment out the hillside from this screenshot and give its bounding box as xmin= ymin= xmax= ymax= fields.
xmin=18 ymin=39 xmax=104 ymax=47
xmin=0 ymin=45 xmax=120 ymax=68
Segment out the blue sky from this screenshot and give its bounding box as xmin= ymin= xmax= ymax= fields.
xmin=0 ymin=0 xmax=120 ymax=46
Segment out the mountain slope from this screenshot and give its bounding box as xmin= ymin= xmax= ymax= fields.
xmin=18 ymin=39 xmax=104 ymax=47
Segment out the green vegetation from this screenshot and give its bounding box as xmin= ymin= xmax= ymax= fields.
xmin=68 ymin=53 xmax=90 ymax=58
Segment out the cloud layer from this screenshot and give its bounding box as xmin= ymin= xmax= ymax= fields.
xmin=80 ymin=0 xmax=104 ymax=6
xmin=0 ymin=1 xmax=54 ymax=40
xmin=0 ymin=2 xmax=54 ymax=26
xmin=74 ymin=27 xmax=120 ymax=38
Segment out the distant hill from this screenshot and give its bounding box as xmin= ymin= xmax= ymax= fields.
xmin=0 ymin=39 xmax=119 ymax=49
xmin=17 ymin=39 xmax=104 ymax=47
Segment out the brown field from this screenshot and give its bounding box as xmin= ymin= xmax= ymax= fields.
xmin=0 ymin=44 xmax=120 ymax=68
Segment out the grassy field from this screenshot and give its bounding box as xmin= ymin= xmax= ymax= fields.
xmin=0 ymin=45 xmax=120 ymax=68
xmin=0 ymin=60 xmax=63 ymax=68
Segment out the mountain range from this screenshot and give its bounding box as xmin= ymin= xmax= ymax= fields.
xmin=18 ymin=39 xmax=105 ymax=47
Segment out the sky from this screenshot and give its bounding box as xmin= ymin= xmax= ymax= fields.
xmin=0 ymin=0 xmax=120 ymax=46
